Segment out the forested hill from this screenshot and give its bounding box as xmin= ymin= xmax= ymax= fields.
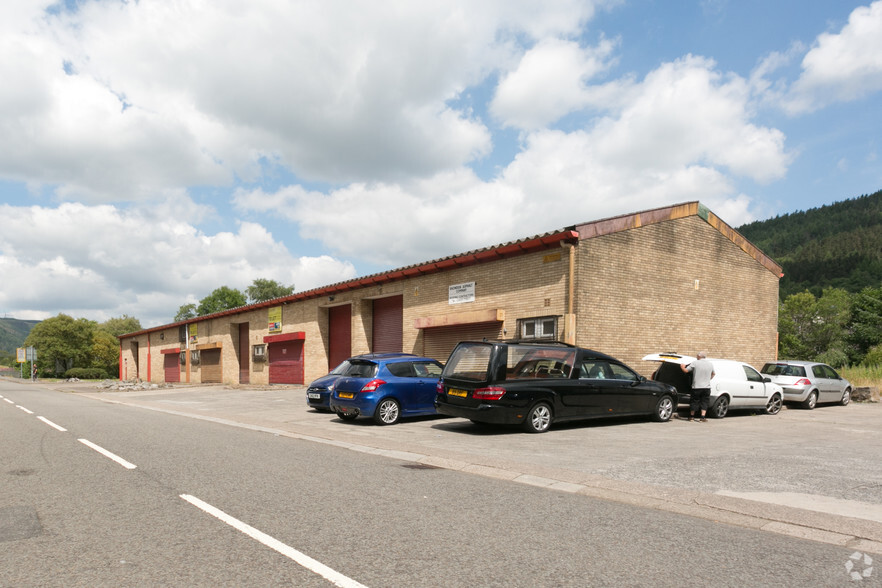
xmin=738 ymin=189 xmax=882 ymax=299
xmin=0 ymin=317 xmax=39 ymax=355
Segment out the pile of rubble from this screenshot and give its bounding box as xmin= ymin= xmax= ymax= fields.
xmin=96 ymin=379 xmax=174 ymax=392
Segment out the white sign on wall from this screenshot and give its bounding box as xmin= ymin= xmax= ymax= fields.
xmin=449 ymin=282 xmax=475 ymax=305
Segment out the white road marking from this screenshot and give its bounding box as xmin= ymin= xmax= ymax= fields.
xmin=37 ymin=416 xmax=67 ymax=432
xmin=180 ymin=494 xmax=368 ymax=588
xmin=3 ymin=398 xmax=14 ymax=404
xmin=78 ymin=439 xmax=137 ymax=469
xmin=17 ymin=405 xmax=34 ymax=414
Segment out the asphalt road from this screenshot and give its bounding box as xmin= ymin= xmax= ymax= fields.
xmin=1 ymin=378 xmax=879 ymax=586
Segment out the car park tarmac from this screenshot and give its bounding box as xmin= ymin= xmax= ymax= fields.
xmin=36 ymin=378 xmax=882 ymax=555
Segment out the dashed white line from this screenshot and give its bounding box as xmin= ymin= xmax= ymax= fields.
xmin=37 ymin=416 xmax=67 ymax=432
xmin=78 ymin=439 xmax=137 ymax=469
xmin=16 ymin=405 xmax=34 ymax=414
xmin=3 ymin=398 xmax=13 ymax=404
xmin=180 ymin=494 xmax=367 ymax=588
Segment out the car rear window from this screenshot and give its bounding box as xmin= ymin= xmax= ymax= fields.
xmin=343 ymin=361 xmax=378 ymax=378
xmin=443 ymin=343 xmax=493 ymax=381
xmin=762 ymin=363 xmax=806 ymax=377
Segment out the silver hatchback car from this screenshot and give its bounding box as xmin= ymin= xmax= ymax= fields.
xmin=760 ymin=361 xmax=852 ymax=409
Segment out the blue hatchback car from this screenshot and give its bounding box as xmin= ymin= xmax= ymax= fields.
xmin=306 ymin=353 xmax=416 ymax=412
xmin=329 ymin=355 xmax=443 ymax=425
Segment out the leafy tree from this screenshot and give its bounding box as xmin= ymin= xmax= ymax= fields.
xmin=847 ymin=285 xmax=882 ymax=363
xmin=246 ymin=278 xmax=295 ymax=303
xmin=174 ymin=303 xmax=197 ymax=322
xmin=98 ymin=315 xmax=142 ymax=337
xmin=24 ymin=314 xmax=96 ymax=376
xmin=778 ymin=288 xmax=851 ymax=362
xmin=196 ymin=286 xmax=247 ymax=316
xmin=91 ymin=330 xmax=119 ymax=378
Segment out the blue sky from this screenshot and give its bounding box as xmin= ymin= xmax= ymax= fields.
xmin=1 ymin=0 xmax=880 ymax=327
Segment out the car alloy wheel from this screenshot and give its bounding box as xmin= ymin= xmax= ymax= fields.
xmin=840 ymin=389 xmax=851 ymax=406
xmin=523 ymin=403 xmax=552 ymax=433
xmin=653 ymin=395 xmax=674 ymax=422
xmin=802 ymin=391 xmax=818 ymax=410
xmin=374 ymin=398 xmax=401 ymax=425
xmin=711 ymin=396 xmax=729 ymax=418
xmin=765 ymin=393 xmax=782 ymax=415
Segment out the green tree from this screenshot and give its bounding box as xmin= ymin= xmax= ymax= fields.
xmin=196 ymin=286 xmax=247 ymax=316
xmin=98 ymin=315 xmax=142 ymax=337
xmin=778 ymin=288 xmax=851 ymax=362
xmin=24 ymin=314 xmax=96 ymax=375
xmin=847 ymin=285 xmax=882 ymax=363
xmin=246 ymin=278 xmax=295 ymax=303
xmin=174 ymin=303 xmax=197 ymax=322
xmin=91 ymin=330 xmax=119 ymax=378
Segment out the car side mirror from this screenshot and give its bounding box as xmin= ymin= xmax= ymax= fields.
xmin=763 ymin=377 xmax=771 ymax=383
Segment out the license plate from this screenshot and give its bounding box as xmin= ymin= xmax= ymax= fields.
xmin=339 ymin=392 xmax=355 ymax=399
xmin=448 ymin=388 xmax=468 ymax=398
xmin=308 ymin=393 xmax=321 ymax=399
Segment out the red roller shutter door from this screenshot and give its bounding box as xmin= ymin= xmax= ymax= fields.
xmin=423 ymin=323 xmax=503 ymax=363
xmin=372 ymin=296 xmax=403 ymax=353
xmin=163 ymin=353 xmax=181 ymax=383
xmin=268 ymin=340 xmax=304 ymax=384
xmin=328 ymin=305 xmax=352 ymax=370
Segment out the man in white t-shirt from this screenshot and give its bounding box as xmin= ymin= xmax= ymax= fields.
xmin=681 ymin=351 xmax=715 ymax=422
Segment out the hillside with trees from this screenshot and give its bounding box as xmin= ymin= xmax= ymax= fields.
xmin=738 ymin=189 xmax=882 ymax=299
xmin=0 ymin=317 xmax=39 ymax=359
xmin=738 ymin=189 xmax=882 ymax=367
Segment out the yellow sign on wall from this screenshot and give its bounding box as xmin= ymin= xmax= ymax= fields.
xmin=268 ymin=306 xmax=282 ymax=333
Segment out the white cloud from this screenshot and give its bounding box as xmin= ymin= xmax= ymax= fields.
xmin=785 ymin=1 xmax=882 ymax=113
xmin=491 ymin=36 xmax=619 ymax=129
xmin=236 ymin=55 xmax=790 ymax=264
xmin=0 ymin=200 xmax=356 ymax=326
xmin=0 ymin=0 xmax=610 ymax=202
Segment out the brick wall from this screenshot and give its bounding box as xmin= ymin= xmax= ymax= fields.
xmin=575 ymin=215 xmax=779 ymax=375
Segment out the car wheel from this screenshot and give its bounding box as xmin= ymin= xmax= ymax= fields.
xmin=840 ymin=389 xmax=851 ymax=406
xmin=336 ymin=410 xmax=358 ymax=421
xmin=711 ymin=396 xmax=729 ymax=419
xmin=373 ymin=398 xmax=401 ymax=425
xmin=652 ymin=395 xmax=674 ymax=422
xmin=765 ymin=393 xmax=782 ymax=415
xmin=802 ymin=390 xmax=818 ymax=410
xmin=522 ymin=403 xmax=552 ymax=433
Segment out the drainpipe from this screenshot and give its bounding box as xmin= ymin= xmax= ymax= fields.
xmin=562 ymin=242 xmax=576 ymax=345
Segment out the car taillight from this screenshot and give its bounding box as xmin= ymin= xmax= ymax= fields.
xmin=360 ymin=379 xmax=386 ymax=393
xmin=436 ymin=380 xmax=443 ymax=394
xmin=794 ymin=378 xmax=812 ymax=386
xmin=473 ymin=386 xmax=506 ymax=400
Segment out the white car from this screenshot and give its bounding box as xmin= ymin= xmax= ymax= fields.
xmin=643 ymin=353 xmax=783 ymax=418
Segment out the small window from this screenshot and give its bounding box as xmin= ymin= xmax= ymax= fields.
xmin=608 ymin=362 xmax=639 ymax=382
xmin=518 ymin=316 xmax=557 ymax=340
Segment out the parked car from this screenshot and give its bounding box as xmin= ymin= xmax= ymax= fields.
xmin=306 ymin=353 xmax=416 ymax=412
xmin=643 ymin=352 xmax=783 ymax=418
xmin=434 ymin=340 xmax=677 ymax=433
xmin=329 ymin=355 xmax=443 ymax=425
xmin=760 ymin=360 xmax=852 ymax=409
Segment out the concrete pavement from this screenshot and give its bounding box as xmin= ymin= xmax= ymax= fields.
xmin=29 ymin=378 xmax=882 ymax=555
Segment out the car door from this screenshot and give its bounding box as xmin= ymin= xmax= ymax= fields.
xmin=411 ymin=360 xmax=443 ymax=411
xmin=741 ymin=364 xmax=769 ymax=405
xmin=560 ymin=358 xmax=619 ymax=417
xmin=605 ymin=361 xmax=651 ymax=413
xmin=815 ymin=364 xmax=840 ymax=402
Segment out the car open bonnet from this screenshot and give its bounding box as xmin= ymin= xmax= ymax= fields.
xmin=642 ymin=352 xmax=696 ymax=365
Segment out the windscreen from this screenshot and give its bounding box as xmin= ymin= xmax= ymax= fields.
xmin=761 ymin=363 xmax=806 ymax=377
xmin=343 ymin=361 xmax=378 ymax=378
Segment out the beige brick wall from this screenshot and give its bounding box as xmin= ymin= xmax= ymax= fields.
xmin=575 ymin=216 xmax=779 ymax=375
xmin=120 ymin=213 xmax=778 ymax=386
